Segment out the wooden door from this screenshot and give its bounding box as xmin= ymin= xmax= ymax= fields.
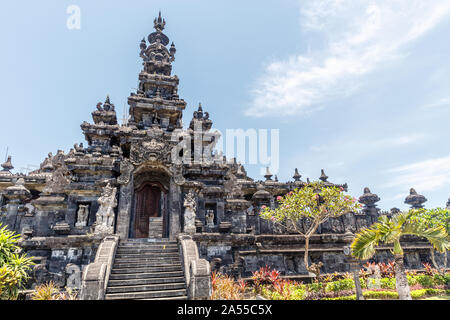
xmin=134 ymin=184 xmax=161 ymax=238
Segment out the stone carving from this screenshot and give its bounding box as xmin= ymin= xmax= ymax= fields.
xmin=205 ymin=210 xmax=215 ymax=227
xmin=404 ymin=188 xmax=427 ymax=209
xmin=129 ymin=138 xmax=172 ymax=165
xmin=42 ymin=164 xmax=70 ymax=194
xmin=117 ymin=159 xmax=134 ymax=185
xmin=183 ymin=191 xmax=197 ymax=234
xmin=65 ymin=263 xmax=82 ymax=289
xmin=75 ymin=204 xmax=90 ymax=228
xmin=94 ymin=183 xmax=118 ymax=234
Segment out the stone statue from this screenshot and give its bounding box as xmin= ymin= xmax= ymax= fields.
xmin=183 ymin=191 xmax=197 ymax=234
xmin=94 ymin=183 xmax=117 ymax=234
xmin=205 ymin=210 xmax=215 ymax=227
xmin=75 ymin=204 xmax=89 ymax=227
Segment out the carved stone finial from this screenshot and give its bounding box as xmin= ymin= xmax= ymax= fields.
xmin=154 ymin=11 xmax=166 ymax=32
xmin=293 ymin=168 xmax=302 ymax=182
xmin=358 ymin=187 xmax=380 ymax=210
xmin=404 ymin=188 xmax=427 ymax=209
xmin=264 ymin=167 xmax=273 ymax=181
xmin=319 ymin=169 xmax=328 ymax=182
xmin=1 ymin=156 xmax=14 ymax=171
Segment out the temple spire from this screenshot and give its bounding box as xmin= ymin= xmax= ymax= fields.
xmin=154 ymin=11 xmax=166 ymax=32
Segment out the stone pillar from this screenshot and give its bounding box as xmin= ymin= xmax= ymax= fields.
xmin=251 ymin=183 xmax=272 ymax=234
xmin=226 ymin=199 xmax=251 ymax=234
xmin=3 ymin=178 xmax=32 ymax=232
xmin=32 ymin=193 xmax=68 ymax=236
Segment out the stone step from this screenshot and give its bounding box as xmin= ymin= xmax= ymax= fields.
xmin=105 ymin=289 xmax=187 ymax=300
xmin=118 ymin=242 xmax=178 ymax=248
xmin=116 ymin=248 xmax=179 ymax=254
xmin=121 ymin=239 xmax=176 ymax=244
xmin=106 ymin=282 xmax=186 ymax=294
xmin=114 ymin=253 xmax=180 ymax=260
xmin=113 ymin=260 xmax=181 ymax=269
xmin=114 ymin=257 xmax=181 ymax=264
xmin=111 ymin=265 xmax=182 ymax=274
xmin=108 ymin=276 xmax=186 ymax=287
xmin=136 ymin=296 xmax=188 ymax=300
xmin=109 ymin=270 xmax=185 ymax=280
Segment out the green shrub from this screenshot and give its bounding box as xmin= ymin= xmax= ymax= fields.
xmin=325 ymin=279 xmax=355 ymax=292
xmin=323 ymin=295 xmax=356 ymax=300
xmin=415 ymin=275 xmax=435 ymax=288
xmin=363 ymin=290 xmax=399 ymax=299
xmin=411 ymin=288 xmax=446 ymax=299
xmin=0 ymin=224 xmax=34 ymax=300
xmin=433 ymin=273 xmax=450 ymax=286
xmin=307 ymin=281 xmax=325 ymax=292
xmin=380 ymin=277 xmax=396 ymax=290
xmin=407 ymin=275 xmax=418 ymax=286
xmin=359 ymin=277 xmax=367 ymax=289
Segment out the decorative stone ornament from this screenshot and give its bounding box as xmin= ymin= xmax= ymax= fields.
xmin=183 ymin=191 xmax=197 ymax=234
xmin=75 ymin=204 xmax=90 ymax=227
xmin=404 ymin=188 xmax=427 ymax=209
xmin=94 ymin=183 xmax=117 ymax=235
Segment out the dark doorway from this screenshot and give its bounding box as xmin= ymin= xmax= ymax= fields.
xmin=133 ymin=182 xmax=165 ymax=238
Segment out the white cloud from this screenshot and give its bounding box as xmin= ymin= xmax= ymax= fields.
xmin=385 ymin=155 xmax=450 ymax=192
xmin=422 ymin=97 xmax=450 ymax=109
xmin=246 ymin=0 xmax=450 ymax=118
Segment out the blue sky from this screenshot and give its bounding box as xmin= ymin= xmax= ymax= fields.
xmin=1 ymin=0 xmax=450 ymax=211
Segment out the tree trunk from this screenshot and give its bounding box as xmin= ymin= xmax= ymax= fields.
xmin=394 ymin=254 xmax=411 ymax=300
xmin=304 ymin=236 xmax=310 ymax=272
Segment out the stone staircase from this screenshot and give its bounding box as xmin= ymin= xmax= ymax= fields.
xmin=148 ymin=217 xmax=163 ymax=238
xmin=104 ymin=239 xmax=187 ymax=300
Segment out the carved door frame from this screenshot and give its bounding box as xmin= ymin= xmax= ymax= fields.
xmin=131 ymin=181 xmax=168 ymax=238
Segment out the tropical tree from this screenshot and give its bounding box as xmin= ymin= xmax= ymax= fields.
xmin=260 ymin=181 xmax=362 ymax=276
xmin=351 ymin=210 xmax=450 ymax=300
xmin=410 ymin=208 xmax=449 ymax=271
xmin=0 ymin=223 xmax=34 ymax=300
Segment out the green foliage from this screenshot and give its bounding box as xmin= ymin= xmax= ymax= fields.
xmin=0 ymin=223 xmax=34 ymax=300
xmin=433 ymin=273 xmax=450 ymax=286
xmin=410 ymin=289 xmax=448 ymax=300
xmin=307 ymin=281 xmax=326 ymax=292
xmin=262 ymin=284 xmax=306 ymax=300
xmin=260 ymin=182 xmax=362 ymax=236
xmin=410 ymin=208 xmax=449 ymax=233
xmin=322 ymin=295 xmax=356 ymax=300
xmin=351 ymin=209 xmax=450 ymax=260
xmin=415 ymin=275 xmax=435 ymax=288
xmin=363 ymin=290 xmax=399 ymax=299
xmin=380 ymin=277 xmax=396 ymax=290
xmin=407 ymin=275 xmax=418 ymax=286
xmin=325 ymin=278 xmax=355 ymax=292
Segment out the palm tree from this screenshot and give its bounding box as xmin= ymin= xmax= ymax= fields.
xmin=351 ymin=210 xmax=450 ymax=300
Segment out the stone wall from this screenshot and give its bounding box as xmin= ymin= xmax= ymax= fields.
xmin=18 ymin=235 xmax=103 ymax=290
xmin=194 ymin=233 xmax=449 ymax=279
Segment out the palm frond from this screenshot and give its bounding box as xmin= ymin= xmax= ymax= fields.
xmin=403 ymin=221 xmax=450 ymax=253
xmin=351 ymin=227 xmax=379 ymax=260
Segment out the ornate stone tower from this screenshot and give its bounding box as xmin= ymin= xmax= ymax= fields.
xmin=127 ymin=11 xmax=186 ymax=131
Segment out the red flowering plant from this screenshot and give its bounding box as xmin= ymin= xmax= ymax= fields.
xmin=260 ymin=182 xmax=362 ymax=277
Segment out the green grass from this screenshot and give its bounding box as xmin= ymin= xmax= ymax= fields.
xmin=422 ymin=295 xmax=450 ymax=300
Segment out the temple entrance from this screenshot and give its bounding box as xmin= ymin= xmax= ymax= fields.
xmin=132 ymin=182 xmax=168 ymax=238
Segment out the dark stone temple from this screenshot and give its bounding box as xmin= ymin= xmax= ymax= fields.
xmin=0 ymin=13 xmax=448 ymax=300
